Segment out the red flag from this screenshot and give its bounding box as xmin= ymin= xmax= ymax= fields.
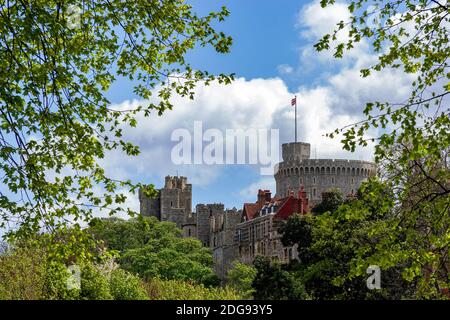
xmin=291 ymin=97 xmax=296 ymax=106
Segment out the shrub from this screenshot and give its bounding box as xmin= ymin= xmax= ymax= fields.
xmin=226 ymin=262 xmax=257 ymax=299
xmin=143 ymin=278 xmax=242 ymax=300
xmin=79 ymin=263 xmax=113 ymax=300
xmin=0 ymin=245 xmax=47 ymax=300
xmin=109 ymin=269 xmax=148 ymax=300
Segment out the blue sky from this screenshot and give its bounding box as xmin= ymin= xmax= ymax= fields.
xmin=101 ymin=0 xmax=413 ymax=212
xmin=107 ymin=0 xmax=309 ymax=104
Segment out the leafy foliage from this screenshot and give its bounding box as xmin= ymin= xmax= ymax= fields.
xmin=0 ymin=239 xmax=148 ymax=300
xmin=144 ymin=278 xmax=243 ymax=300
xmin=226 ymin=261 xmax=257 ymax=299
xmin=311 ymin=189 xmax=346 ymax=215
xmin=0 ymin=243 xmax=48 ymax=299
xmin=317 ymin=0 xmax=450 ymax=296
xmin=252 ymin=256 xmax=309 ymax=300
xmin=0 ymin=0 xmax=233 ymax=254
xmin=89 ymin=216 xmax=219 ymax=285
xmin=278 ymin=179 xmax=426 ymax=299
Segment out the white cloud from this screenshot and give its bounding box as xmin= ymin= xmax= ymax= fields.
xmin=99 ymin=0 xmax=418 ymax=211
xmin=239 ymin=177 xmax=276 ymax=202
xmin=277 ymin=64 xmax=294 ymax=75
xmin=101 ymin=77 xmax=293 ymax=187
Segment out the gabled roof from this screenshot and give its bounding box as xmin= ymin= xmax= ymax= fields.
xmin=242 ymin=203 xmax=261 ymax=221
xmin=241 ymin=188 xmax=310 ymax=222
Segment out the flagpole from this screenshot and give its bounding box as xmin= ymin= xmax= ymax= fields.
xmin=294 ymin=95 xmax=297 ymax=142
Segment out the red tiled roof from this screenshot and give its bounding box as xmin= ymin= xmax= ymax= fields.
xmin=243 ymin=203 xmax=261 ymax=221
xmin=242 ymin=188 xmax=310 ymax=222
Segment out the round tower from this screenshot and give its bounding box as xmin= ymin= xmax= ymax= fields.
xmin=275 ymin=142 xmax=377 ymax=204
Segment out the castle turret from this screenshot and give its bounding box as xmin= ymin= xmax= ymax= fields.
xmin=275 ymin=142 xmax=376 ymax=204
xmin=140 ymin=176 xmax=193 ymax=232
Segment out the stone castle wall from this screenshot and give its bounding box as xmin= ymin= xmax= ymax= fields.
xmin=275 ymin=143 xmax=376 ymax=203
xmin=196 ymin=203 xmax=224 ymax=247
xmin=210 ymin=209 xmax=241 ymax=279
xmin=140 ymin=176 xmax=192 ymax=230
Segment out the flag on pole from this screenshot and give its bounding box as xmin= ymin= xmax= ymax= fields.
xmin=291 ymin=96 xmax=296 ymax=106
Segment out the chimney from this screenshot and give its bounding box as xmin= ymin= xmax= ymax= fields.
xmin=264 ymin=190 xmax=271 ymax=202
xmin=298 ymin=186 xmax=309 ymax=214
xmin=257 ymin=189 xmax=266 ymax=204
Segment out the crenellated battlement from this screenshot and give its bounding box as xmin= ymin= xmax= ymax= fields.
xmin=275 ymin=142 xmax=376 ymax=203
xmin=281 ymin=142 xmax=311 ymax=161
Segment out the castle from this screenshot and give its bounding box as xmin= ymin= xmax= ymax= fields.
xmin=139 ymin=141 xmax=376 ymax=279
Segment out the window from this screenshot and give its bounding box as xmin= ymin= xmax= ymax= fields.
xmin=313 ymin=177 xmax=316 ymax=184
xmin=313 ymin=188 xmax=316 ymax=197
xmin=331 ymin=178 xmax=335 ymax=184
xmin=188 ymin=229 xmax=191 ymax=237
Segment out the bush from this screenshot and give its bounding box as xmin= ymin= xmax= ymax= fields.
xmin=109 ymin=269 xmax=148 ymax=300
xmin=143 ymin=278 xmax=243 ymax=300
xmin=90 ymin=217 xmax=218 ymax=286
xmin=227 ymin=262 xmax=257 ymax=299
xmin=0 ymin=242 xmax=150 ymax=300
xmin=0 ymin=245 xmax=47 ymax=300
xmin=79 ymin=263 xmax=113 ymax=300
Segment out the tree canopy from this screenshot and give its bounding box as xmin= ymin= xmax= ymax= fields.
xmin=0 ymin=1 xmax=233 ymax=248
xmin=318 ymin=0 xmax=449 ymax=297
xmin=89 ymin=216 xmax=219 ymax=285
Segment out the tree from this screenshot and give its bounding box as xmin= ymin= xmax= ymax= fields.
xmin=226 ymin=261 xmax=257 ymax=299
xmin=311 ymin=189 xmax=345 ymax=215
xmin=278 ymin=180 xmax=416 ymax=299
xmin=0 ymin=1 xmax=233 ymax=252
xmin=317 ymin=0 xmax=449 ymax=296
xmin=279 ymin=214 xmax=313 ymax=256
xmin=89 ymin=216 xmax=219 ymax=286
xmin=252 ymin=256 xmax=308 ymax=300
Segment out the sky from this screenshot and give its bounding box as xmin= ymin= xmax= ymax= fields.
xmin=100 ymin=0 xmax=415 ymax=213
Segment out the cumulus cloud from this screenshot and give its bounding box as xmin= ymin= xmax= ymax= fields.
xmin=101 ymin=77 xmax=292 ymax=187
xmin=100 ymin=0 xmax=416 ymax=209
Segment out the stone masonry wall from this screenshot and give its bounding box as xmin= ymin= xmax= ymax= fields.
xmin=210 ymin=209 xmax=241 ymax=279
xmin=275 ymin=142 xmax=376 ymax=204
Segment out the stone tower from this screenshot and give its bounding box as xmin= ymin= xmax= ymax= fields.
xmin=275 ymin=142 xmax=377 ymax=204
xmin=210 ymin=208 xmax=241 ymax=280
xmin=195 ymin=203 xmax=224 ymax=247
xmin=139 ymin=176 xmax=194 ymax=236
